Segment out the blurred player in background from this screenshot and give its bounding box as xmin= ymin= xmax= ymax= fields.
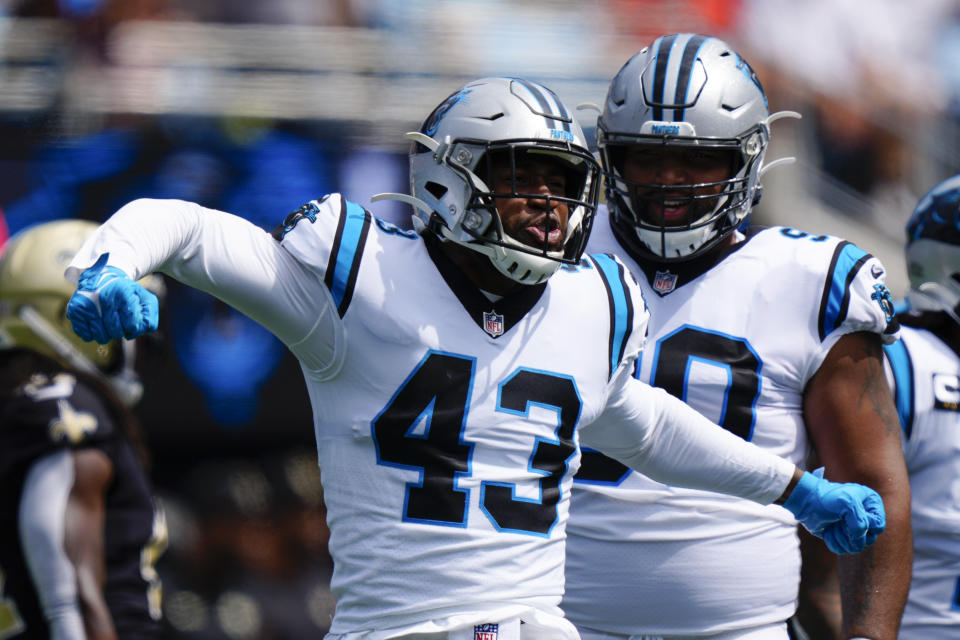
xmin=564 ymin=34 xmax=911 ymax=640
xmin=0 ymin=220 xmax=168 ymax=639
xmin=799 ymin=175 xmax=960 ymax=639
xmin=62 ymin=77 xmax=885 ymax=640
xmin=879 ymin=177 xmax=960 ymax=638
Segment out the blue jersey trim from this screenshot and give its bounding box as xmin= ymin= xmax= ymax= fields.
xmin=884 ymin=339 xmax=915 ymax=439
xmin=818 ymin=241 xmax=871 ymax=341
xmin=589 ymin=253 xmax=633 ymax=379
xmin=324 ymin=196 xmax=371 ymax=317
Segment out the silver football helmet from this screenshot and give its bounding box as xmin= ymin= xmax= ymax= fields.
xmin=598 ymin=33 xmax=796 ymax=262
xmin=904 ymin=174 xmax=960 ymax=324
xmin=376 ymin=76 xmax=600 ymax=285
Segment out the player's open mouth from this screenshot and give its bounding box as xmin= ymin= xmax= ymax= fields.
xmin=524 ymin=216 xmax=562 ymax=248
xmin=650 ymin=198 xmax=691 ymax=225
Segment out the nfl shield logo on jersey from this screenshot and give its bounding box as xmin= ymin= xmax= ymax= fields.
xmin=653 ymin=270 xmax=678 ymax=294
xmin=474 ymin=623 xmax=499 ymax=640
xmin=483 ymin=310 xmax=504 ymax=337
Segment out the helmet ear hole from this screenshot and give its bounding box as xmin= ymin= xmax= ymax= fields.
xmin=425 ymin=182 xmax=448 ymax=200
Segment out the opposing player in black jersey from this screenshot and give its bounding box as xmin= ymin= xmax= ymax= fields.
xmin=0 ymin=220 xmax=167 ymax=639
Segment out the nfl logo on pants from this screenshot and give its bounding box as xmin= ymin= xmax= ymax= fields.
xmin=474 ymin=623 xmax=499 ymax=640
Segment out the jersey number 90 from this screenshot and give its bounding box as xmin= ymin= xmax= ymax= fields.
xmin=578 ymin=325 xmax=761 ymax=484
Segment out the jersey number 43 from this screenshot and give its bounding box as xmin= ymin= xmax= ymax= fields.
xmin=372 ymin=351 xmax=579 ymax=537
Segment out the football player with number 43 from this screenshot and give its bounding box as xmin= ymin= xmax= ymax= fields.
xmin=563 ymin=34 xmax=911 ymax=640
xmin=64 ymin=76 xmax=885 ymax=640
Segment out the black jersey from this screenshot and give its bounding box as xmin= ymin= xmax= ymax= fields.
xmin=0 ymin=369 xmax=165 ymax=639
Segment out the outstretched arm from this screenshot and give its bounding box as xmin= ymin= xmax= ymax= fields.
xmin=65 ymin=198 xmax=343 ymax=375
xmin=803 ymin=331 xmax=912 ymax=640
xmin=582 ymin=373 xmax=886 ymax=554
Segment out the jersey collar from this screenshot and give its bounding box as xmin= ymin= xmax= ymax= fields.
xmin=424 ymin=235 xmax=547 ymax=338
xmin=611 ymin=218 xmax=762 ymax=295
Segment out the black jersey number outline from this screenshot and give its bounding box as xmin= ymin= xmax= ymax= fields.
xmin=373 ymin=351 xmax=580 ymax=537
xmin=577 ymin=325 xmax=761 ymax=485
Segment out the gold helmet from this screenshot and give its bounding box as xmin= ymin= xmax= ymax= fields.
xmin=0 ymin=219 xmax=162 ymax=405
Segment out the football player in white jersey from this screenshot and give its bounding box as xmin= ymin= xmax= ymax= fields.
xmin=563 ymin=35 xmax=911 ymax=640
xmin=881 ymin=176 xmax=960 ymax=638
xmin=62 ymin=76 xmax=885 ymax=640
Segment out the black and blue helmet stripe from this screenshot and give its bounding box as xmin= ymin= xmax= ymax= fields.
xmin=510 ymin=77 xmax=573 ymax=137
xmin=649 ymin=33 xmax=709 ymax=122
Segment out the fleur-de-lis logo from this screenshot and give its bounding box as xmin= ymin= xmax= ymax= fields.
xmin=48 ymin=399 xmax=98 ymax=444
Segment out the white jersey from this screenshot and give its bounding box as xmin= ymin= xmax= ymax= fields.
xmin=68 ymin=196 xmax=796 ymax=639
xmin=563 ymin=209 xmax=899 ymax=636
xmin=885 ymin=325 xmax=960 ymax=639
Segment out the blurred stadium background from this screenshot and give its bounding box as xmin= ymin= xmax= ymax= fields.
xmin=2 ymin=0 xmax=960 ymax=637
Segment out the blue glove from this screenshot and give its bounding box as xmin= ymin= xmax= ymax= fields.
xmin=783 ymin=468 xmax=886 ymax=555
xmin=67 ymin=253 xmax=159 ymax=343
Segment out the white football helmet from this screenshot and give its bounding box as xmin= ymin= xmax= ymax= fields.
xmin=599 ymin=33 xmax=794 ymax=262
xmin=379 ymin=76 xmax=600 ymax=285
xmin=904 ymin=174 xmax=960 ymax=324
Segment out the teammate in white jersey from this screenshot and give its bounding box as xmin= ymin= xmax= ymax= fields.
xmin=62 ymin=77 xmax=884 ymax=640
xmin=881 ymin=176 xmax=960 ymax=638
xmin=563 ymin=35 xmax=911 ymax=640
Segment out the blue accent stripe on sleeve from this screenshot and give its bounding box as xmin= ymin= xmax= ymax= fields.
xmin=884 ymin=340 xmax=914 ymax=439
xmin=324 ymin=196 xmax=371 ymax=317
xmin=590 ymin=253 xmax=634 ymax=379
xmin=818 ymin=241 xmax=871 ymax=341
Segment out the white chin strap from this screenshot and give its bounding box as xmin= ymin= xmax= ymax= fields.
xmin=371 ymin=196 xmax=566 ymax=285
xmin=636 ymin=220 xmax=716 ymax=261
xmin=473 ymin=237 xmax=561 ymax=285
